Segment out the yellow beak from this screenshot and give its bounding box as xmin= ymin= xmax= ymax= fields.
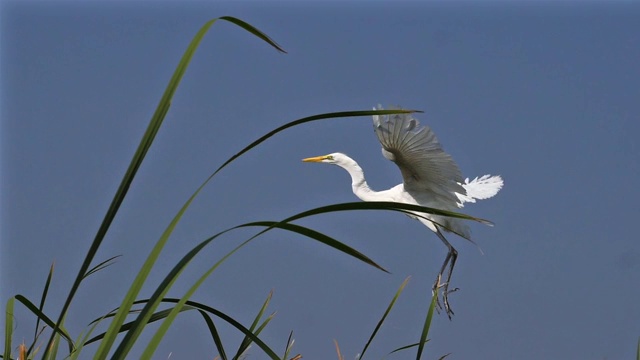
xmin=302 ymin=155 xmax=328 ymax=162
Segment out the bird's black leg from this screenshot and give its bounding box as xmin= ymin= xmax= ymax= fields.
xmin=434 ymin=227 xmax=458 ymax=319
xmin=431 ymin=250 xmax=450 ymax=315
xmin=432 ymin=248 xmax=451 ymax=293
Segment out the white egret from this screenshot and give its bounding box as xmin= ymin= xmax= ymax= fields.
xmin=302 ymin=106 xmax=503 ymax=317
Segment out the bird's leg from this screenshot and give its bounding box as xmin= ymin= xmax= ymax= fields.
xmin=434 ymin=228 xmax=458 ymax=319
xmin=435 ymin=246 xmax=452 ymax=286
xmin=442 ymin=247 xmax=458 ymax=318
xmin=432 ymin=248 xmax=452 ymax=306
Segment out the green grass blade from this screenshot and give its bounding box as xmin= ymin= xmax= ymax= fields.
xmin=102 ymin=109 xmax=418 ymax=358
xmin=162 ymin=299 xmax=281 ymax=360
xmin=282 ymin=331 xmax=294 ymax=360
xmin=83 ymin=255 xmax=121 ymax=279
xmin=107 ymin=112 xmax=415 ymax=357
xmin=135 ymin=217 xmax=381 ymax=359
xmin=27 ymin=263 xmax=55 ymax=358
xmin=116 ymin=216 xmax=384 ymax=359
xmin=280 ymin=201 xmax=492 ymax=249
xmin=90 ymin=17 xmax=216 ymax=358
xmin=70 ymin=331 xmax=86 ymax=360
xmin=247 ymin=221 xmax=386 ymax=272
xmin=4 ymin=297 xmax=14 ymax=360
xmin=234 ymin=291 xmax=273 ymax=359
xmin=88 ymin=298 xmax=280 ymax=360
xmin=48 ymin=329 xmax=61 ymax=360
xmin=109 ymin=109 xmax=416 ymax=357
xmin=358 ymin=277 xmax=410 ymax=359
xmin=108 ymin=226 xmax=236 ymax=358
xmin=106 ymin=181 xmax=209 ymax=358
xmin=283 ymin=202 xmax=492 ymax=226
xmin=253 ymin=314 xmax=275 ymax=340
xmin=44 ymin=71 xmax=166 ymax=360
xmin=26 ymin=327 xmax=47 ymax=360
xmin=219 ymin=16 xmax=286 ymax=53
xmin=108 ymin=197 xmax=440 ymax=357
xmin=85 ymin=306 xmax=195 ymax=345
xmin=138 ymin=218 xmax=382 ymax=358
xmin=275 ymin=201 xmax=491 ymax=249
xmin=212 ymin=109 xmax=420 ymax=179
xmin=415 ymin=289 xmax=439 ymax=360
xmin=93 ymin=17 xmax=284 ymax=360
xmin=197 ymin=310 xmax=227 ymax=360
xmin=69 ymin=313 xmax=107 ymax=360
xmin=13 ymin=295 xmax=74 ymax=354
xmin=139 ymin=237 xmax=262 ymax=359
xmin=235 ymin=313 xmax=275 ymax=360
xmin=85 ymin=308 xmax=120 ymax=328
xmin=37 ymin=7 xmax=411 ymax=356
xmin=388 ymin=341 xmax=428 ymax=355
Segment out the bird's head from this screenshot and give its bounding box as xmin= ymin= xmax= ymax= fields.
xmin=302 ymin=152 xmax=353 ymax=167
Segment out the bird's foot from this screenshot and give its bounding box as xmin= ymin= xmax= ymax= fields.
xmin=431 ymin=275 xmax=445 ymax=314
xmin=441 ymin=286 xmax=458 ymax=320
xmin=432 ymin=275 xmax=457 ymax=320
xmin=432 ymin=274 xmax=444 ymax=292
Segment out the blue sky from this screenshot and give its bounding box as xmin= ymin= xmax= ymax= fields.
xmin=2 ymin=1 xmax=639 ymax=359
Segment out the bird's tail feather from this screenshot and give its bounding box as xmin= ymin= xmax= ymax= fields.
xmin=456 ymin=175 xmax=503 ymax=205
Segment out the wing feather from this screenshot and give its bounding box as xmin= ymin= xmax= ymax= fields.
xmin=372 ymin=105 xmax=465 ymax=205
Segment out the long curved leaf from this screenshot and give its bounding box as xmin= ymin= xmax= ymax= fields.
xmin=108 ymin=226 xmax=236 ymax=359
xmin=30 ymin=263 xmax=55 ymax=358
xmin=86 ymin=305 xmax=197 ymax=347
xmin=83 ymin=255 xmax=121 ymax=279
xmin=416 ymin=288 xmax=439 ymax=360
xmin=86 ymin=299 xmax=280 ymax=360
xmin=107 ymin=111 xmax=419 ymax=357
xmin=282 ymin=201 xmax=492 ymax=248
xmin=92 ymin=17 xmax=284 ymax=360
xmin=161 ymin=299 xmax=281 ymax=360
xmin=94 ymin=23 xmax=412 ymax=360
xmin=358 ymin=277 xmax=411 ymax=359
xmin=197 ymin=310 xmax=226 ymax=360
xmin=138 ymin=219 xmax=381 ymax=359
xmin=233 ymin=291 xmax=273 ymax=359
xmin=93 ymin=105 xmax=419 ymax=358
xmin=116 ymin=218 xmax=383 ymax=359
xmin=111 ymin=198 xmax=479 ymax=358
xmin=234 ymin=313 xmax=275 ymax=360
xmin=13 ymin=295 xmax=74 ymax=354
xmin=220 ymin=16 xmax=285 ymax=53
xmin=3 ymin=297 xmax=14 ymax=360
xmin=249 ymin=221 xmax=386 ymax=272
xmin=212 ymin=109 xmax=420 ymax=179
xmin=282 ymin=201 xmax=492 ymax=226
xmin=69 ymin=313 xmax=108 ymax=360
xmin=283 ymin=331 xmax=295 ymax=360
xmin=388 ymin=341 xmax=429 ymax=355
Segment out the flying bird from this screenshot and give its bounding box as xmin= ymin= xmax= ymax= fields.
xmin=302 ymin=106 xmax=503 ymax=317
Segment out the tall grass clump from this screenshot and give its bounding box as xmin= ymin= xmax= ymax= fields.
xmin=2 ymin=16 xmax=487 ymax=360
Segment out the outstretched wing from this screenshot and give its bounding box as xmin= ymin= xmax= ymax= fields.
xmin=372 ymin=105 xmax=465 ymax=205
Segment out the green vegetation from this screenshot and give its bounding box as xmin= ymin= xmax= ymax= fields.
xmin=2 ymin=17 xmax=489 ymax=360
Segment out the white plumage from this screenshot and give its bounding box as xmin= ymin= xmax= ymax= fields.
xmin=456 ymin=175 xmax=504 ymax=205
xmin=303 ymin=106 xmax=503 ymax=317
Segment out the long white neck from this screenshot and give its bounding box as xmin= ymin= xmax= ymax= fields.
xmin=335 ymin=160 xmax=377 ymax=201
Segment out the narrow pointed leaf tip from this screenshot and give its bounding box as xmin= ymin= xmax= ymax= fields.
xmin=220 ymin=16 xmax=287 ymax=53
xmin=359 ymin=276 xmax=411 ymax=358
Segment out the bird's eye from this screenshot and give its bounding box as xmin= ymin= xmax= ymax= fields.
xmin=326 ymin=155 xmax=334 ymax=160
